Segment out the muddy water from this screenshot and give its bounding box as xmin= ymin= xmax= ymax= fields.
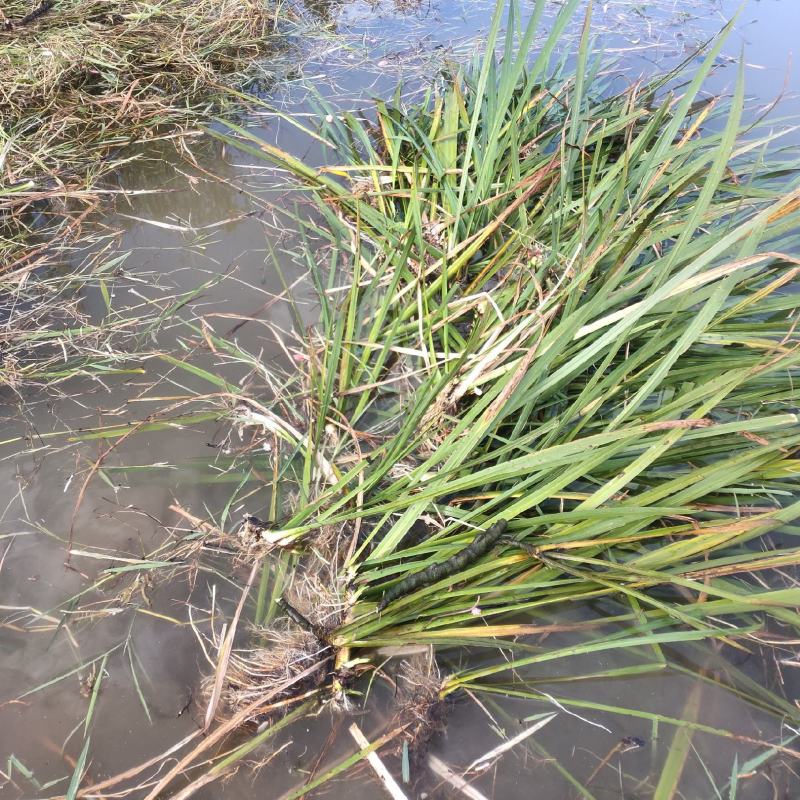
xmin=2 ymin=1 xmax=799 ymax=798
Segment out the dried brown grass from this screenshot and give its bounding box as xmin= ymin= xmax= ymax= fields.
xmin=1 ymin=0 xmax=280 ymax=196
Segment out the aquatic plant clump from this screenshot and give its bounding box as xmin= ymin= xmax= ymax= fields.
xmin=203 ymin=0 xmax=800 ymax=740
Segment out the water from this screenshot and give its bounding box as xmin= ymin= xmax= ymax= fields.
xmin=1 ymin=1 xmax=798 ymax=797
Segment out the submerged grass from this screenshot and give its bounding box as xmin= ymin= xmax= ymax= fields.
xmin=22 ymin=0 xmax=800 ymax=796
xmin=1 ymin=0 xmax=284 ymax=389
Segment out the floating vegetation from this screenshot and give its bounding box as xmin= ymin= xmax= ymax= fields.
xmin=1 ymin=0 xmax=280 ymax=191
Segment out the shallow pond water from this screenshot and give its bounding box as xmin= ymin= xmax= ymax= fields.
xmin=2 ymin=0 xmax=799 ymax=798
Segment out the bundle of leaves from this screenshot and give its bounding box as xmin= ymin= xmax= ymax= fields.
xmin=214 ymin=0 xmax=800 ymax=688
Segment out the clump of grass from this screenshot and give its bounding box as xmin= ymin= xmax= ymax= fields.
xmin=214 ymin=0 xmax=800 ymax=670
xmin=169 ymin=0 xmax=800 ymax=790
